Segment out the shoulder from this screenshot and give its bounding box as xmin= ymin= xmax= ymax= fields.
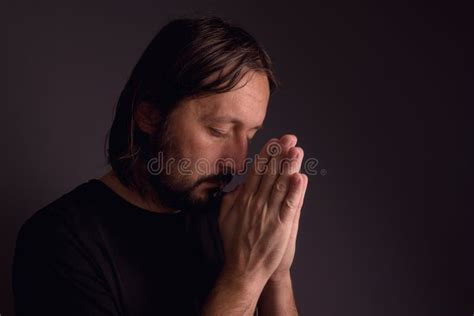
xmin=12 ymin=180 xmax=122 ymax=315
xmin=15 ymin=179 xmax=110 ymax=251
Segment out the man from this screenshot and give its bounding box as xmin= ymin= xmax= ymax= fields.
xmin=12 ymin=16 xmax=308 ymax=315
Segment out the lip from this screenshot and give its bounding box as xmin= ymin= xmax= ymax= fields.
xmin=203 ymin=180 xmax=225 ymax=189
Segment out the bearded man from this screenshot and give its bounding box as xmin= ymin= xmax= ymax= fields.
xmin=12 ymin=16 xmax=308 ymax=316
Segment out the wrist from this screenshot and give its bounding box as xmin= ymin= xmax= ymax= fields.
xmin=203 ymin=267 xmax=266 ymax=315
xmin=218 ymin=265 xmax=267 ymax=296
xmin=258 ymin=270 xmax=298 ymax=315
xmin=268 ymin=269 xmax=292 ymax=285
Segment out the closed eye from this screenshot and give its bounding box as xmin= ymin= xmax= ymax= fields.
xmin=208 ymin=127 xmax=227 ymax=138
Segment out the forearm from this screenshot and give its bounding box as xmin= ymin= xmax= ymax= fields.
xmin=201 ymin=270 xmax=265 ymax=316
xmin=257 ymin=271 xmax=298 ymax=316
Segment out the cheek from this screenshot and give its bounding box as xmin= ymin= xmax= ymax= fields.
xmin=176 ymin=133 xmax=224 ymax=176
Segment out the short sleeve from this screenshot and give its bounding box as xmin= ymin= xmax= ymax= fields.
xmin=12 ymin=213 xmax=120 ymax=316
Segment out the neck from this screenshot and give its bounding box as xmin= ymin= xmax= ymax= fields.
xmin=98 ymin=169 xmax=177 ymax=214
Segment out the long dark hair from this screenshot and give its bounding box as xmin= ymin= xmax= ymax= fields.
xmin=105 ymin=16 xmax=279 ymax=196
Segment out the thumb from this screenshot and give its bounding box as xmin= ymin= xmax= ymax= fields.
xmin=219 ymin=183 xmax=243 ymax=220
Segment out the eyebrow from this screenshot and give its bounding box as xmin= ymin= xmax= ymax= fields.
xmin=202 ymin=115 xmax=263 ymax=130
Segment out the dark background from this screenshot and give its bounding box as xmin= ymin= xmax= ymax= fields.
xmin=4 ymin=1 xmax=473 ymax=315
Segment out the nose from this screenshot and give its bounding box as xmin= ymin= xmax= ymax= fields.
xmin=220 ymin=136 xmax=249 ymax=176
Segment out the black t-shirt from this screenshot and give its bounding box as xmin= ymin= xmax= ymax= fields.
xmin=12 ymin=179 xmax=225 ymax=316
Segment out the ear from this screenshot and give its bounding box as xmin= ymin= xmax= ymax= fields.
xmin=134 ymin=102 xmax=160 ymax=135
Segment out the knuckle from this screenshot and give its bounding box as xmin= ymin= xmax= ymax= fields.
xmin=275 ymin=181 xmax=287 ymax=193
xmin=254 ymin=197 xmax=266 ymax=211
xmin=284 ymin=197 xmax=297 ymax=209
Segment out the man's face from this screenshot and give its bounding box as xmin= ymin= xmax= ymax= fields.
xmin=148 ymin=70 xmax=270 ymax=212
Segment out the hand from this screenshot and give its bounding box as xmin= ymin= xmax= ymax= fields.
xmin=217 ymin=136 xmax=306 ymax=290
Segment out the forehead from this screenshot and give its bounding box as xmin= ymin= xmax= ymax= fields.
xmin=192 ymin=71 xmax=270 ymax=126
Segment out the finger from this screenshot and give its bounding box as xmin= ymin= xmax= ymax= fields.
xmin=289 ymin=174 xmax=308 ymax=242
xmin=297 ymin=174 xmax=308 ymax=212
xmin=219 ymin=183 xmax=244 ymax=221
xmin=244 ymin=138 xmax=279 ymax=193
xmin=279 ymin=134 xmax=298 ymax=155
xmin=255 ymin=145 xmax=300 ymax=206
xmin=253 ymin=133 xmax=298 ymax=200
xmin=256 ymin=146 xmax=303 ymax=205
xmin=274 ymin=173 xmax=303 ymax=224
xmin=282 ymin=147 xmax=304 ymax=175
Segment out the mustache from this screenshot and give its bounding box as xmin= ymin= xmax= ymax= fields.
xmin=194 ymin=172 xmax=233 ymax=188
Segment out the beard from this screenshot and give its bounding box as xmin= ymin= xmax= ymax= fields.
xmin=145 ymin=120 xmax=233 ymax=213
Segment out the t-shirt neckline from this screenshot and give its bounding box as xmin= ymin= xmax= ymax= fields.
xmin=87 ymin=178 xmax=184 ymax=218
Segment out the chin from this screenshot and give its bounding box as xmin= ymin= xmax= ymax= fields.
xmin=188 ymin=187 xmax=221 ymax=211
xmin=193 ymin=187 xmax=213 ymax=203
